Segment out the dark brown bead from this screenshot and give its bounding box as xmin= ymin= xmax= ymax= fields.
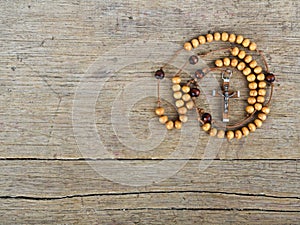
xmin=189 ymin=88 xmax=200 ymax=97
xmin=194 ymin=69 xmax=205 ymax=79
xmin=265 ymin=73 xmax=275 ymax=83
xmin=201 ymin=113 xmax=212 ymax=124
xmin=189 ymin=55 xmax=199 ymax=65
xmin=155 ymin=69 xmax=165 ymax=79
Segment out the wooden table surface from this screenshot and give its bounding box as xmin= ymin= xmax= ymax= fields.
xmin=1 ymin=0 xmax=299 ymax=224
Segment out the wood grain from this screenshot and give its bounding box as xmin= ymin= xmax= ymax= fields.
xmin=0 ymin=0 xmax=299 ymax=224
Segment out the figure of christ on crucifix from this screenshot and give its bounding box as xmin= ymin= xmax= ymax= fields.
xmin=212 ymin=69 xmax=240 ymax=123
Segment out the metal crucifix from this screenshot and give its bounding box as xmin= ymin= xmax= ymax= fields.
xmin=212 ymin=69 xmax=240 ymax=123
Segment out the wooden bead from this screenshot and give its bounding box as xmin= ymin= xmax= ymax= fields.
xmin=257 ymin=73 xmax=265 ymax=81
xmin=186 ymin=100 xmax=194 ymax=110
xmin=248 ymin=123 xmax=256 ymax=132
xmin=249 ymin=90 xmax=258 ymax=97
xmin=175 ymin=99 xmax=184 ymax=108
xmin=202 ymin=123 xmax=211 ymax=132
xmin=209 ymin=128 xmax=218 ymax=137
xmin=175 ymin=120 xmax=182 ymax=129
xmin=248 ymin=82 xmax=258 ymax=90
xmin=238 ymin=50 xmax=246 ymax=59
xmin=217 ymin=130 xmax=225 ymax=138
xmin=257 ymin=96 xmax=265 ymax=103
xmin=221 ymin=32 xmax=229 ymax=41
xmin=249 ymin=42 xmax=257 ymax=51
xmin=258 ymin=89 xmax=267 ymax=96
xmin=215 ymin=59 xmax=223 ymax=67
xmin=181 ymin=85 xmax=190 ymax=93
xmin=172 ymin=84 xmax=181 ymax=92
xmin=179 ymin=115 xmax=188 ymax=123
xmin=166 ymin=121 xmax=174 ymax=130
xmin=254 ymin=119 xmax=263 ymax=128
xmin=237 ymin=62 xmax=246 ymax=71
xmin=230 ymin=58 xmax=239 ymax=67
xmin=155 ymin=69 xmax=165 ymax=79
xmin=231 ymin=47 xmax=240 ymax=56
xmin=249 ymin=60 xmax=257 ymax=69
xmin=191 ymin=39 xmax=199 ymax=48
xmin=184 ymin=42 xmax=192 ymax=51
xmin=201 ymin=113 xmax=212 ymax=124
xmin=223 ymin=57 xmax=231 ymax=66
xmin=265 ymin=73 xmax=276 ymax=83
xmin=243 ymin=67 xmax=252 ymax=76
xmin=190 ymin=88 xmax=200 ymax=97
xmin=254 ymin=103 xmax=262 ymax=111
xmin=155 ymin=107 xmax=165 ymax=116
xmin=247 ymin=97 xmax=256 ymax=105
xmin=172 ymin=76 xmax=181 ymax=84
xmin=159 ymin=115 xmax=168 ymax=124
xmin=226 ymin=130 xmax=234 ymax=140
xmin=235 ymin=130 xmax=243 ymax=139
xmin=173 ymin=91 xmax=182 ymax=100
xmin=242 ymin=38 xmax=251 ymax=47
xmin=244 ymin=55 xmax=253 ymax=64
xmin=258 ymin=113 xmax=267 ymax=121
xmin=178 ymin=107 xmax=187 ymax=115
xmin=241 ymin=127 xmax=250 ymax=136
xmin=228 ymin=33 xmax=236 ymax=43
xmin=254 ymin=66 xmax=263 ymax=74
xmin=198 ymin=35 xmax=206 ymax=44
xmin=182 ymin=93 xmax=191 ymax=102
xmin=236 ymin=35 xmax=244 ymax=44
xmin=258 ymin=81 xmax=267 ymax=89
xmin=214 ymin=32 xmax=221 ymax=41
xmin=247 ymin=74 xmax=256 ymax=82
xmin=206 ymin=33 xmax=214 ymax=42
xmin=261 ymin=106 xmax=270 ymax=114
xmin=245 ymin=105 xmax=255 ymax=114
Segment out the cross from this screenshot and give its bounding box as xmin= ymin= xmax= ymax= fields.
xmin=212 ymin=69 xmax=240 ymax=123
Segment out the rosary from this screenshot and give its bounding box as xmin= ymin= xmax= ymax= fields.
xmin=154 ymin=32 xmax=275 ymax=140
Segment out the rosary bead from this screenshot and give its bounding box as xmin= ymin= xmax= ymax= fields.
xmin=246 ymin=105 xmax=255 ymax=114
xmin=265 ymin=73 xmax=276 ymax=83
xmin=261 ymin=106 xmax=270 ymax=114
xmin=249 ymin=42 xmax=257 ymax=51
xmin=202 ymin=123 xmax=211 ymax=132
xmin=179 ymin=115 xmax=188 ymax=123
xmin=189 ymin=55 xmax=199 ymax=64
xmin=184 ymin=42 xmax=192 ymax=51
xmin=242 ymin=127 xmax=250 ymax=137
xmin=159 ymin=115 xmax=168 ymax=124
xmin=230 ymin=58 xmax=239 ymax=67
xmin=221 ymin=32 xmax=229 ymax=41
xmin=248 ymin=82 xmax=258 ymax=90
xmin=172 ymin=76 xmax=181 ymax=84
xmin=206 ymin=33 xmax=214 ymax=42
xmin=223 ymin=57 xmax=231 ymax=66
xmin=175 ymin=120 xmax=182 ymax=129
xmin=215 ymin=59 xmax=223 ymax=67
xmin=175 ymin=99 xmax=184 ymax=108
xmin=254 ymin=103 xmax=262 ymax=111
xmin=258 ymin=113 xmax=267 ymax=121
xmin=258 ymin=89 xmax=267 ymax=96
xmin=237 ymin=62 xmax=246 ymax=71
xmin=186 ymin=100 xmax=195 ymax=110
xmin=248 ymin=97 xmax=256 ymax=105
xmin=166 ymin=120 xmax=174 ymax=130
xmin=178 ymin=107 xmax=187 ymax=115
xmin=258 ymin=81 xmax=267 ymax=89
xmin=228 ymin=33 xmax=236 ymax=43
xmin=257 ymin=73 xmax=265 ymax=81
xmin=198 ymin=35 xmax=206 ymax=45
xmin=257 ymin=96 xmax=265 ymax=103
xmin=201 ymin=113 xmax=212 ymax=124
xmin=247 ymin=74 xmax=256 ymax=82
xmin=226 ymin=130 xmax=234 ymax=140
xmin=254 ymin=119 xmax=263 ymax=128
xmin=238 ymin=50 xmax=246 ymax=59
xmin=243 ymin=67 xmax=252 ymax=76
xmin=174 ymin=95 xmax=183 ymax=103
xmin=191 ymin=39 xmax=199 ymax=48
xmin=244 ymin=55 xmax=253 ymax=64
xmin=190 ymin=88 xmax=201 ymax=97
xmin=182 ymin=85 xmax=190 ymax=93
xmin=217 ymin=130 xmax=225 ymax=138
xmin=249 ymin=60 xmax=257 ymax=69
xmin=155 ymin=69 xmax=165 ymax=79
xmin=155 ymin=107 xmax=165 ymax=116
xmin=194 ymin=69 xmax=205 ymax=79
xmin=210 ymin=128 xmax=218 ymax=137
xmin=254 ymin=66 xmax=263 ymax=74
xmin=231 ymin=47 xmax=240 ymax=56
xmin=236 ymin=35 xmax=244 ymax=44
xmin=242 ymin=38 xmax=251 ymax=47
xmin=235 ymin=130 xmax=243 ymax=139
xmin=248 ymin=123 xmax=256 ymax=132
xmin=182 ymin=93 xmax=191 ymax=101
xmin=249 ymin=90 xmax=258 ymax=97
xmin=172 ymin=84 xmax=181 ymax=92
xmin=214 ymin=32 xmax=221 ymax=41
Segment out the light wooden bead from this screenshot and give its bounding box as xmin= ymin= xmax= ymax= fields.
xmin=249 ymin=90 xmax=258 ymax=97
xmin=242 ymin=127 xmax=250 ymax=137
xmin=221 ymin=32 xmax=229 ymax=41
xmin=215 ymin=59 xmax=223 ymax=67
xmin=209 ymin=128 xmax=218 ymax=137
xmin=182 ymin=93 xmax=191 ymax=102
xmin=261 ymin=106 xmax=270 ymax=114
xmin=258 ymin=89 xmax=267 ymax=96
xmin=246 ymin=105 xmax=255 ymax=114
xmin=249 ymin=60 xmax=257 ymax=68
xmin=254 ymin=103 xmax=262 ymax=111
xmin=172 ymin=76 xmax=181 ymax=84
xmin=242 ymin=38 xmax=251 ymax=47
xmin=198 ymin=35 xmax=206 ymax=44
xmin=238 ymin=50 xmax=246 ymax=59
xmin=228 ymin=33 xmax=236 ymax=43
xmin=179 ymin=115 xmax=188 ymax=123
xmin=231 ymin=47 xmax=240 ymax=56
xmin=258 ymin=113 xmax=267 ymax=121
xmin=202 ymin=123 xmax=211 ymax=132
xmin=181 ymin=85 xmax=190 ymax=93
xmin=257 ymin=96 xmax=265 ymax=103
xmin=258 ymin=81 xmax=267 ymax=89
xmin=235 ymin=130 xmax=243 ymax=140
xmin=184 ymin=42 xmax=192 ymax=51
xmin=206 ymin=33 xmax=214 ymax=42
xmin=155 ymin=107 xmax=165 ymax=116
xmin=159 ymin=115 xmax=168 ymax=124
xmin=178 ymin=107 xmax=187 ymax=115
xmin=166 ymin=120 xmax=174 ymax=130
xmin=247 ymin=74 xmax=256 ymax=82
xmin=248 ymin=123 xmax=256 ymax=132
xmin=214 ymin=32 xmax=221 ymax=41
xmin=254 ymin=119 xmax=263 ymax=128
xmin=175 ymin=99 xmax=184 ymax=108
xmin=223 ymin=57 xmax=231 ymax=66
xmin=249 ymin=42 xmax=257 ymax=51
xmin=254 ymin=66 xmax=263 ymax=74
xmin=257 ymin=73 xmax=265 ymax=81
xmin=248 ymin=97 xmax=256 ymax=105
xmin=243 ymin=67 xmax=252 ymax=76
xmin=237 ymin=62 xmax=246 ymax=71
xmin=236 ymin=35 xmax=244 ymax=44
xmin=244 ymin=55 xmax=253 ymax=64
xmin=226 ymin=131 xmax=234 ymax=140
xmin=248 ymin=82 xmax=258 ymax=90
xmin=191 ymin=39 xmax=199 ymax=48
xmin=175 ymin=120 xmax=182 ymax=129
xmin=217 ymin=130 xmax=225 ymax=138
xmin=173 ymin=91 xmax=182 ymax=100
xmin=186 ymin=100 xmax=194 ymax=110
xmin=172 ymin=84 xmax=181 ymax=92
xmin=231 ymin=58 xmax=239 ymax=67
